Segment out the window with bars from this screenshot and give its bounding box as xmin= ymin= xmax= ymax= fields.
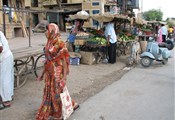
xmin=92 ymin=10 xmax=100 ymax=26
xmin=92 ymin=2 xmax=100 ymax=6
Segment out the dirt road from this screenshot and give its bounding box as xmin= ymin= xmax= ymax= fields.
xmin=0 ymin=33 xmax=129 ymax=120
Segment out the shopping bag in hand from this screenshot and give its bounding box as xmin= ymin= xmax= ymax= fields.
xmin=60 ymin=86 xmax=73 ymax=120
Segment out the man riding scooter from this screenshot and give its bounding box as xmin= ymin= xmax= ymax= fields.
xmin=158 ymin=24 xmax=174 ymax=50
xmin=168 ymin=26 xmax=174 ymax=39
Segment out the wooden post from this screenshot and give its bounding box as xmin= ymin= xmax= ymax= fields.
xmin=19 ymin=17 xmax=28 ymax=37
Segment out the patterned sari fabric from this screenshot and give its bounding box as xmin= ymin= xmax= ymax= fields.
xmin=36 ymin=23 xmax=75 ymax=120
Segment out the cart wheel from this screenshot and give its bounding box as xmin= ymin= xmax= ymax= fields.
xmin=140 ymin=57 xmax=153 ymax=67
xmin=125 ymin=42 xmax=132 ymax=54
xmin=34 ymin=54 xmax=45 ymax=77
xmin=116 ymin=43 xmax=122 ymax=57
xmin=14 ymin=60 xmax=28 ymax=89
xmin=25 ymin=56 xmax=35 ymax=72
xmin=162 ymin=58 xmax=168 ymax=65
xmin=116 ymin=50 xmax=121 ymax=57
xmin=118 ymin=43 xmax=125 ymax=55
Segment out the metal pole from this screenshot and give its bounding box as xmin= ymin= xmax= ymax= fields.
xmin=29 ymin=13 xmax=31 ymax=47
xmin=3 ymin=7 xmax=6 ymax=36
xmin=141 ymin=0 xmax=143 ymax=13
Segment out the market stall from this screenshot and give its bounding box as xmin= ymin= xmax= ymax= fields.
xmin=67 ymin=11 xmax=109 ymax=65
xmin=68 ymin=12 xmax=139 ymax=65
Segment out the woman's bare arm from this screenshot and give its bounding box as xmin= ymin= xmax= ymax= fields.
xmin=62 ymin=57 xmax=67 ymax=80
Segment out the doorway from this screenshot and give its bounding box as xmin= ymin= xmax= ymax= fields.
xmin=32 ymin=13 xmax=39 ymax=27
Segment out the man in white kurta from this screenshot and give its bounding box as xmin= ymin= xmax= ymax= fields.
xmin=104 ymin=21 xmax=117 ymax=64
xmin=0 ymin=31 xmax=14 ymax=103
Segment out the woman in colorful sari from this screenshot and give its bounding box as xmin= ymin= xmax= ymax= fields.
xmin=36 ymin=23 xmax=79 ymax=120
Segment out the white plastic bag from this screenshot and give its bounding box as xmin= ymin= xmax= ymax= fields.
xmin=60 ymin=86 xmax=73 ymax=120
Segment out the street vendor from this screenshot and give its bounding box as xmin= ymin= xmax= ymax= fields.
xmin=68 ymin=19 xmax=84 ymax=51
xmin=104 ymin=20 xmax=117 ymax=64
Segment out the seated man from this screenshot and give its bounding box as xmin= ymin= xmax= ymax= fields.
xmin=32 ymin=18 xmax=49 ymax=32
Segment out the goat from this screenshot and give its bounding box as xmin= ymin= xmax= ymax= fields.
xmin=127 ymin=41 xmax=141 ymax=66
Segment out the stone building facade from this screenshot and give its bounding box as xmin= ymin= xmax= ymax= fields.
xmin=0 ymin=0 xmax=137 ymax=39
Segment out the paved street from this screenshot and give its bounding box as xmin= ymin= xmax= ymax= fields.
xmin=69 ymin=50 xmax=175 ymax=120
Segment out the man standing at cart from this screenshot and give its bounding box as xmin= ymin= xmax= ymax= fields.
xmin=0 ymin=31 xmax=14 ymax=110
xmin=104 ymin=20 xmax=117 ymax=64
xmin=32 ymin=18 xmax=49 ymax=32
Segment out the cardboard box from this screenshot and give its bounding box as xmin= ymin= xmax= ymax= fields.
xmin=80 ymin=51 xmax=97 ymax=65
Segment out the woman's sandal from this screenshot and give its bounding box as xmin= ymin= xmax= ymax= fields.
xmin=73 ymin=104 xmax=80 ymax=111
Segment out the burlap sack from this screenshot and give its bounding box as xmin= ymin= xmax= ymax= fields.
xmin=139 ymin=41 xmax=147 ymax=53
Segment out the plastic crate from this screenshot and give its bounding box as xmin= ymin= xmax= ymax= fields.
xmin=69 ymin=57 xmax=80 ymax=65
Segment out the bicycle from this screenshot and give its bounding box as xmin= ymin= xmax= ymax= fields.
xmin=34 ymin=53 xmax=46 ymax=77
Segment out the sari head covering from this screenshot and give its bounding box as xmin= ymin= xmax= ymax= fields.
xmin=46 ymin=23 xmax=60 ymax=40
xmin=45 ymin=23 xmax=70 ymax=73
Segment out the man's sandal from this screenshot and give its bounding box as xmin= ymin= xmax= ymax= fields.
xmin=3 ymin=101 xmax=11 ymax=107
xmin=0 ymin=103 xmax=5 ymax=110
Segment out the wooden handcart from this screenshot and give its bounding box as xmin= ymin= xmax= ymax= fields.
xmin=12 ymin=46 xmax=45 ymax=89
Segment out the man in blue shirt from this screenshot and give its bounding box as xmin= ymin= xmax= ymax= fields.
xmin=161 ymin=24 xmax=168 ymax=42
xmin=68 ymin=20 xmax=84 ymax=51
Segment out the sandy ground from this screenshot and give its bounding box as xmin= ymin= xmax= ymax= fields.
xmin=0 ymin=33 xmax=130 ymax=120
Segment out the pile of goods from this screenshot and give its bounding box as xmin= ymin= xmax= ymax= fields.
xmin=118 ymin=33 xmax=136 ymax=42
xmin=69 ymin=10 xmax=89 ymax=20
xmin=74 ymin=32 xmax=90 ymax=46
xmin=86 ymin=36 xmax=107 ymax=46
xmin=76 ymin=32 xmax=90 ymax=39
xmin=86 ymin=28 xmax=104 ymax=37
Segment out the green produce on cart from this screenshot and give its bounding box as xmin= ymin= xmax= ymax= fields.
xmin=86 ymin=36 xmax=107 ymax=46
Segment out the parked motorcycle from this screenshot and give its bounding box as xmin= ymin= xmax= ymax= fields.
xmin=158 ymin=39 xmax=174 ymax=50
xmin=140 ymin=37 xmax=173 ymax=67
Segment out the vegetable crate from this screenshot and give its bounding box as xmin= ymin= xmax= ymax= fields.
xmin=74 ymin=39 xmax=86 ymax=45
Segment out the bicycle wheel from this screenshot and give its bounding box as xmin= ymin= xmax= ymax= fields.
xmin=34 ymin=54 xmax=45 ymax=77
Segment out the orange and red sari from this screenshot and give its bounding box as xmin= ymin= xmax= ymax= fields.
xmin=36 ymin=23 xmax=75 ymax=120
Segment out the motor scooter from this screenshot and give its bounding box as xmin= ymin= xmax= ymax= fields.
xmin=140 ymin=37 xmax=172 ymax=67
